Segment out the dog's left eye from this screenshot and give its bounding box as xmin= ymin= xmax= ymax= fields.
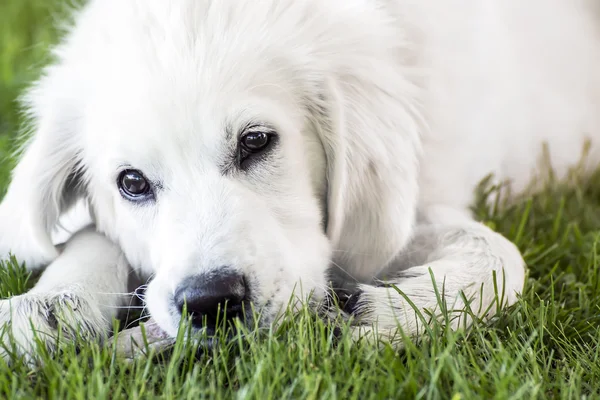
xmin=238 ymin=126 xmax=276 ymax=169
xmin=118 ymin=169 xmax=153 ymax=201
xmin=241 ymin=130 xmax=271 ymax=153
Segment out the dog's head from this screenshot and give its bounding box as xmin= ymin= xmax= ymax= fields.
xmin=17 ymin=0 xmax=422 ymax=336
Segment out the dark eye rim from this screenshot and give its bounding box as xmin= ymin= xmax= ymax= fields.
xmin=117 ymin=169 xmax=154 ymax=201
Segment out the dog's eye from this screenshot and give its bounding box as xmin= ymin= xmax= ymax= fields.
xmin=118 ymin=170 xmax=152 ymax=200
xmin=238 ymin=126 xmax=277 ymax=170
xmin=240 ymin=130 xmax=271 ymax=153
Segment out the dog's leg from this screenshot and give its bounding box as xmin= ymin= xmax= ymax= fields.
xmin=0 ymin=227 xmax=130 ymax=360
xmin=0 ymin=141 xmax=60 ymax=269
xmin=344 ymin=206 xmax=526 ymax=344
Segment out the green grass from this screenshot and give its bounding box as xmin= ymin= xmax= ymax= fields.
xmin=1 ymin=1 xmax=600 ymax=399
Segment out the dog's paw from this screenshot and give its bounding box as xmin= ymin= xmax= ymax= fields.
xmin=338 ymin=287 xmax=415 ymax=347
xmin=0 ymin=289 xmax=108 ymax=362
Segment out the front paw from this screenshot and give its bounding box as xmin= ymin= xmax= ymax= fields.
xmin=0 ymin=289 xmax=109 ymax=362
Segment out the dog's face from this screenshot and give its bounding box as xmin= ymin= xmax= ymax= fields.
xmin=15 ymin=0 xmax=422 ymax=337
xmin=81 ymin=62 xmax=332 ymax=334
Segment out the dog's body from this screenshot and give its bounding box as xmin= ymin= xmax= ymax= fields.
xmin=0 ymin=0 xmax=599 ymax=358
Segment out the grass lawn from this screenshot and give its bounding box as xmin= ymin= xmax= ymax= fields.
xmin=1 ymin=1 xmax=600 ymax=399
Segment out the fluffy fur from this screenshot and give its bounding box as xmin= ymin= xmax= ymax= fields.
xmin=0 ymin=0 xmax=599 ymax=358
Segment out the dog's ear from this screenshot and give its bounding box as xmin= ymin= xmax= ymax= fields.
xmin=313 ymin=75 xmax=423 ymax=281
xmin=0 ymin=75 xmax=86 ymax=268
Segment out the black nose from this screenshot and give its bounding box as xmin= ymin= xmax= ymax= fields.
xmin=174 ymin=270 xmax=247 ymax=331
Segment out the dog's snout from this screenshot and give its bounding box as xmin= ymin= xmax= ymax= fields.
xmin=174 ymin=270 xmax=247 ymax=331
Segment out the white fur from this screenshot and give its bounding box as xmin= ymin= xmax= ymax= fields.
xmin=0 ymin=0 xmax=598 ymax=357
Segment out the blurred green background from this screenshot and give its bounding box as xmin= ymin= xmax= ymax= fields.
xmin=0 ymin=0 xmax=67 ymax=193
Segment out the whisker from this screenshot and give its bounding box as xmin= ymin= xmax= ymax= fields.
xmin=133 ymin=286 xmax=147 ymax=302
xmin=330 ymin=249 xmax=378 ymax=257
xmin=93 ymin=291 xmax=139 ymax=296
xmin=329 ymin=260 xmax=360 ymax=283
xmin=144 ymin=274 xmax=156 ymax=285
xmin=124 ymin=313 xmax=151 ymax=330
xmin=101 ymin=305 xmax=148 ymax=310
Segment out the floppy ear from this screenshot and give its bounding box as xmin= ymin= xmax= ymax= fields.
xmin=314 ymin=74 xmax=423 ymax=282
xmin=0 ymin=74 xmax=86 ymax=269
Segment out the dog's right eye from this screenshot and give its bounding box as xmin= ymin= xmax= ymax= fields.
xmin=118 ymin=170 xmax=153 ymax=201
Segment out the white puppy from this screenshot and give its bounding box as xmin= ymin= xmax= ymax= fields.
xmin=0 ymin=0 xmax=599 ymax=357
